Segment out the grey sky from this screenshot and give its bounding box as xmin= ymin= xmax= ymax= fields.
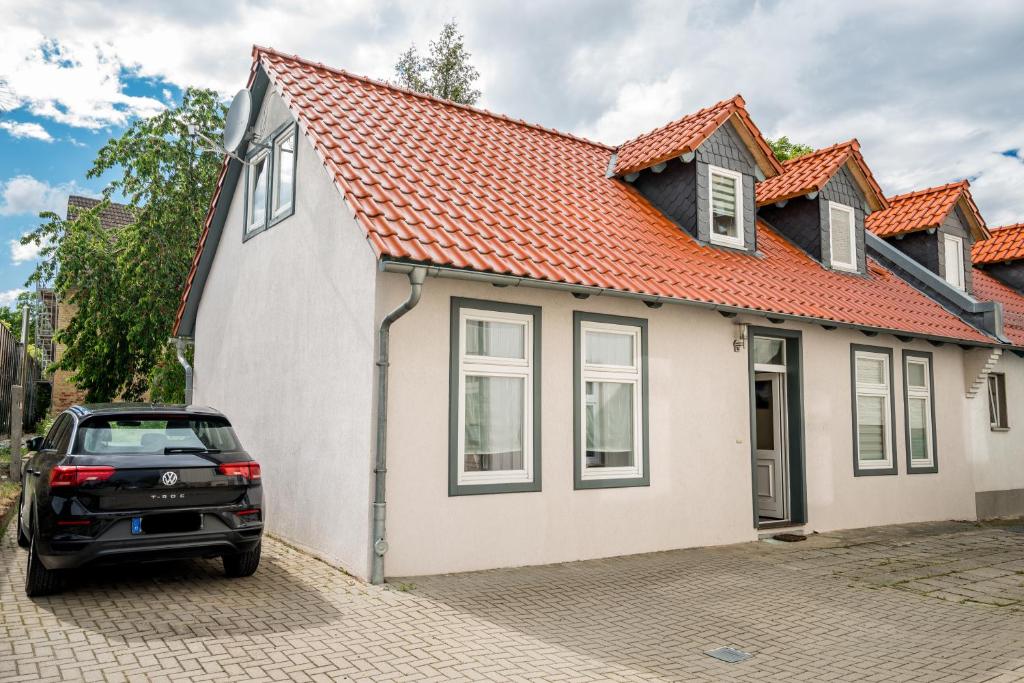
xmin=4 ymin=0 xmax=1024 ymax=222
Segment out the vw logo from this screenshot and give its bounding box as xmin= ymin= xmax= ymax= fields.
xmin=161 ymin=471 xmax=179 ymax=486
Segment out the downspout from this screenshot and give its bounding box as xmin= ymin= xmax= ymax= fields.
xmin=371 ymin=266 xmax=426 ymax=585
xmin=172 ymin=337 xmax=194 ymax=405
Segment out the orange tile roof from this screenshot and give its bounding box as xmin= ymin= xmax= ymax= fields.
xmin=973 ymin=269 xmax=1024 ymax=347
xmin=755 ymin=139 xmax=887 ymax=210
xmin=866 ymin=181 xmax=987 ymax=238
xmin=612 ymin=95 xmax=783 ymax=177
xmin=175 ymin=47 xmax=994 ymax=344
xmin=972 ymin=223 xmax=1024 ymax=265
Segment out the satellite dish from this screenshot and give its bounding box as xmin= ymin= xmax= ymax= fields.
xmin=222 ymin=89 xmax=252 ymax=154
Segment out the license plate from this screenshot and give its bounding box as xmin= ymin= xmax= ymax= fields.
xmin=131 ymin=517 xmax=143 ymax=535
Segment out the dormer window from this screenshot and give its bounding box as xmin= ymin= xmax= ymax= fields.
xmin=709 ymin=165 xmax=744 ymax=248
xmin=943 ymin=234 xmax=965 ymax=290
xmin=828 ymin=202 xmax=857 ymax=272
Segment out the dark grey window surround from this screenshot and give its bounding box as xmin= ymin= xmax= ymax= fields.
xmin=746 ymin=327 xmax=807 ymax=527
xmin=850 ymin=344 xmax=899 ymax=476
xmin=573 ymin=311 xmax=650 ymax=490
xmin=243 ymin=121 xmax=298 ymax=242
xmin=902 ymin=350 xmax=938 ymax=474
xmin=448 ymin=297 xmax=542 ymax=496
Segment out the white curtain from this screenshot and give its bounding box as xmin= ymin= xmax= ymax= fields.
xmin=464 ymin=375 xmax=524 ymax=471
xmin=586 ymin=331 xmax=632 ymax=366
xmin=275 ymin=135 xmax=295 ymax=208
xmin=586 ymin=381 xmax=634 ymax=467
xmin=466 ymin=320 xmax=524 ymax=359
xmin=908 ymin=397 xmax=928 ymax=460
xmin=753 ymin=338 xmax=784 ymax=366
xmin=250 ymin=158 xmax=267 ymax=227
xmin=830 ymin=206 xmax=853 ymax=265
xmin=711 ymin=172 xmax=738 ymax=237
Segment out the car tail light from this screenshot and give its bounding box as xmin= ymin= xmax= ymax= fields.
xmin=236 ymin=508 xmax=260 ymax=517
xmin=56 ymin=519 xmax=92 ymax=526
xmin=50 ymin=465 xmax=116 ymax=488
xmin=217 ymin=461 xmax=261 ymax=481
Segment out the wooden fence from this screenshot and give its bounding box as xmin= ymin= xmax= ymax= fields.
xmin=0 ymin=320 xmax=47 ymax=436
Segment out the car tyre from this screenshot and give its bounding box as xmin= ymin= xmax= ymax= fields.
xmin=16 ymin=494 xmax=30 ymax=549
xmin=25 ymin=532 xmax=63 ymax=597
xmin=223 ymin=542 xmax=261 ymax=578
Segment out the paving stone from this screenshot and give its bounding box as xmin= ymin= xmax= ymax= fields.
xmin=2 ymin=520 xmax=1024 ymax=680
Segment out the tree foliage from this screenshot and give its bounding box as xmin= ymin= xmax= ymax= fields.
xmin=394 ymin=20 xmax=481 ymax=105
xmin=767 ymin=136 xmax=815 ymax=162
xmin=21 ymin=88 xmax=225 ymax=402
xmin=0 ymin=291 xmax=36 ymax=338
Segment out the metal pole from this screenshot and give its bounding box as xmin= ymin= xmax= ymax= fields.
xmin=173 ymin=338 xmax=194 ymax=405
xmin=8 ymin=305 xmax=28 ymax=483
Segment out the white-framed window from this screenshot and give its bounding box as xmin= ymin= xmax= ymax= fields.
xmin=904 ymin=353 xmax=935 ymax=471
xmin=575 ymin=314 xmax=648 ymax=488
xmin=828 ymin=201 xmax=857 ymax=272
xmin=452 ymin=302 xmax=538 ymax=493
xmin=272 ymin=126 xmax=297 ymax=219
xmin=245 ymin=150 xmax=269 ymax=236
xmin=852 ymin=347 xmax=896 ymax=474
xmin=943 ymin=234 xmax=966 ymax=290
xmin=708 ymin=165 xmax=744 ymax=248
xmin=989 ymin=372 xmax=1009 ymax=430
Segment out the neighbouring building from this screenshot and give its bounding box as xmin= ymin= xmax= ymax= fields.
xmin=174 ymin=46 xmax=1023 ymax=582
xmin=40 ymin=196 xmax=135 ymax=412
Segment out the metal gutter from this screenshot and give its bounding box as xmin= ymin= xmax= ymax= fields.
xmin=865 ymin=231 xmax=1008 ymax=343
xmin=370 ymin=266 xmax=426 ymax=585
xmin=380 ymin=259 xmax=999 ymax=348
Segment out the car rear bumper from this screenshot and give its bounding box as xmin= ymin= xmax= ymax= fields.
xmin=38 ymin=513 xmax=262 ymax=570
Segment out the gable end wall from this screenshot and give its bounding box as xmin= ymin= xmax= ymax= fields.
xmin=695 ymin=121 xmax=758 ymax=251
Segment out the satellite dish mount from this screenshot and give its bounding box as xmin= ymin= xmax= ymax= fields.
xmin=186 ymin=89 xmax=266 ymax=163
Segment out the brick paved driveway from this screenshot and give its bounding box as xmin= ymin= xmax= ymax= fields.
xmin=2 ymin=520 xmax=1024 ymax=682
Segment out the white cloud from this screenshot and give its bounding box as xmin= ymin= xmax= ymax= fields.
xmin=0 ymin=175 xmax=92 ymax=216
xmin=10 ymin=233 xmax=47 ymax=265
xmin=0 ymin=288 xmax=26 ymax=308
xmin=0 ymin=119 xmax=53 ymax=141
xmin=0 ymin=0 xmax=1021 ymax=222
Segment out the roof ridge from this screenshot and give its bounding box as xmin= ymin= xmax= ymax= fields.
xmin=614 ymin=94 xmax=741 ymax=150
xmin=252 ymin=45 xmax=615 ymax=151
xmin=780 ymin=138 xmax=857 ymax=166
xmin=885 ymin=179 xmax=968 ymax=204
xmin=989 ymin=222 xmax=1024 ymax=232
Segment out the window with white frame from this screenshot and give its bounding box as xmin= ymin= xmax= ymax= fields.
xmin=575 ymin=313 xmax=648 ymax=488
xmin=943 ymin=234 xmax=965 ymax=290
xmin=828 ymin=201 xmax=857 ymax=272
xmin=904 ymin=353 xmax=935 ymax=471
xmin=708 ymin=165 xmax=744 ymax=248
xmin=852 ymin=347 xmax=896 ymax=474
xmin=272 ymin=126 xmax=297 ymax=219
xmin=245 ymin=150 xmax=269 ymax=236
xmin=451 ymin=300 xmax=539 ymax=494
xmin=989 ymin=372 xmax=1008 ymax=430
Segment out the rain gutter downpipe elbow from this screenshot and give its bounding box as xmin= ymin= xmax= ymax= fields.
xmin=172 ymin=337 xmax=194 ymax=405
xmin=371 ymin=266 xmax=426 ymax=585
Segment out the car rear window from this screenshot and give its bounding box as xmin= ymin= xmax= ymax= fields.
xmin=74 ymin=415 xmax=242 ymax=455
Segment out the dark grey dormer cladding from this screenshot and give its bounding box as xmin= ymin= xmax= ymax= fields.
xmin=632 ymin=121 xmax=758 ymax=253
xmin=757 ymin=164 xmax=868 ymax=274
xmin=982 ymin=261 xmax=1024 ymax=293
xmin=885 ymin=205 xmax=974 ymax=295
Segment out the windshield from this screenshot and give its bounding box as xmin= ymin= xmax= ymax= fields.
xmin=74 ymin=415 xmax=242 ymax=455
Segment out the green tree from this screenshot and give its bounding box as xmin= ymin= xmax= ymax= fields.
xmin=0 ymin=291 xmax=36 ymax=338
xmin=394 ymin=20 xmax=481 ymax=105
xmin=767 ymin=136 xmax=815 ymax=162
xmin=21 ymin=88 xmax=225 ymax=402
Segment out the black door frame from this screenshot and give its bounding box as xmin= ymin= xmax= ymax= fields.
xmin=747 ymin=326 xmax=807 ymax=528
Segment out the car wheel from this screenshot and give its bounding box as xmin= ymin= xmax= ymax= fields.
xmin=25 ymin=530 xmax=63 ymax=597
xmin=223 ymin=542 xmax=261 ymax=578
xmin=16 ymin=494 xmax=30 ymax=549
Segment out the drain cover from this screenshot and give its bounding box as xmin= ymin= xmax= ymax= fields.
xmin=705 ymin=646 xmax=752 ymax=663
xmin=773 ymin=533 xmax=807 ymax=542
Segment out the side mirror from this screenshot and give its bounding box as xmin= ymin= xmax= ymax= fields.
xmin=25 ymin=436 xmax=43 ymax=452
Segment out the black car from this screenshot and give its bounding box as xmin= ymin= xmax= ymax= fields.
xmin=17 ymin=404 xmax=263 ymax=596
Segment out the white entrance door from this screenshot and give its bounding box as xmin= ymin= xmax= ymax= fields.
xmin=754 ymin=372 xmax=787 ymax=520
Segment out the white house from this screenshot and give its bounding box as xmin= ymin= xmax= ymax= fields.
xmin=174 ymin=47 xmax=1022 ymax=583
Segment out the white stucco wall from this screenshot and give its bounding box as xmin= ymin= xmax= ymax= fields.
xmin=969 ymin=352 xmax=1024 ymax=495
xmin=381 ymin=273 xmax=978 ymax=577
xmin=193 ymin=89 xmax=379 ymax=578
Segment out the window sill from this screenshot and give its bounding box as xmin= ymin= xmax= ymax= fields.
xmin=990 ymin=426 xmax=1011 ymax=432
xmin=575 ymin=476 xmax=649 ymax=490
